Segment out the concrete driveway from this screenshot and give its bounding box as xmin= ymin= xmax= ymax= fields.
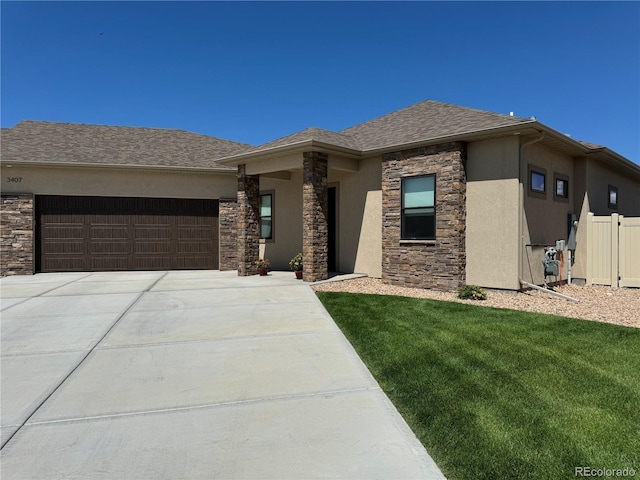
xmin=1 ymin=270 xmax=444 ymax=479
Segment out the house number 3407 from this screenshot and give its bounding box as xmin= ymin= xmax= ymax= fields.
xmin=6 ymin=177 xmax=22 ymax=183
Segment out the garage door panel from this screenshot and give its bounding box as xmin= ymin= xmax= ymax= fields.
xmin=44 ymin=241 xmax=85 ymax=255
xmin=92 ymin=257 xmax=130 ymax=271
xmin=43 ymin=258 xmax=87 ymax=272
xmin=134 ymin=257 xmax=172 ymax=270
xmin=177 ymin=228 xmax=214 ymax=240
xmin=91 ymin=226 xmax=129 ymax=240
xmin=134 ymin=227 xmax=171 ymax=239
xmin=176 ymin=241 xmax=216 ymax=254
xmin=37 ymin=196 xmax=218 ymax=272
xmin=43 ymin=226 xmax=84 ymax=240
xmin=91 ymin=214 xmax=128 ymax=225
xmin=134 ymin=242 xmax=172 ymax=254
xmin=89 ymin=242 xmax=130 ymax=254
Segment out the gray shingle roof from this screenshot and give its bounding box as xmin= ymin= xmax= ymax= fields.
xmin=248 ymin=127 xmax=362 ymax=152
xmin=1 ymin=121 xmax=253 ymax=170
xmin=340 ymin=100 xmax=533 ymax=151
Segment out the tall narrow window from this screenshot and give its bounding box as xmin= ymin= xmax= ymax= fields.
xmin=554 ymin=173 xmax=569 ymax=202
xmin=401 ymin=175 xmax=435 ymax=240
xmin=608 ymin=185 xmax=618 ymax=210
xmin=260 ymin=193 xmax=273 ymax=239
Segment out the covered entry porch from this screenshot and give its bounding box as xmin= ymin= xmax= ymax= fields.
xmin=217 ymin=131 xmax=366 ymax=282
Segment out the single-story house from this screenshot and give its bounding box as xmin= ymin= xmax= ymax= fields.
xmin=2 ymin=100 xmax=639 ymax=290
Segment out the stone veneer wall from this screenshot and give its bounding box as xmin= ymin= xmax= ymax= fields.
xmin=1 ymin=194 xmax=34 ymax=276
xmin=302 ymin=152 xmax=329 ymax=282
xmin=218 ymin=198 xmax=238 ymax=271
xmin=382 ymin=142 xmax=466 ymax=291
xmin=236 ymin=165 xmax=260 ymax=276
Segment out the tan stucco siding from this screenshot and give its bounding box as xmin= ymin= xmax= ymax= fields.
xmin=259 ymin=155 xmax=382 ymax=277
xmin=520 ymin=143 xmax=574 ymax=285
xmin=584 ymin=158 xmax=640 ymax=216
xmin=0 ymin=165 xmax=237 ymax=199
xmin=329 ymin=157 xmax=382 ymax=277
xmin=466 ymin=137 xmax=521 ymax=290
xmin=260 ymin=171 xmax=304 ymax=270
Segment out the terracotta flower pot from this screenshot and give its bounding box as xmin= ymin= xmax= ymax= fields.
xmin=295 ymin=270 xmax=303 ymax=280
xmin=258 ymin=268 xmax=268 ymax=276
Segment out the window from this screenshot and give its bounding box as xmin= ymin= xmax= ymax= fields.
xmin=528 ymin=165 xmax=547 ymax=199
xmin=608 ymin=185 xmax=618 ymax=210
xmin=260 ymin=193 xmax=273 ymax=239
xmin=531 ymin=171 xmax=546 ymax=193
xmin=554 ymin=173 xmax=569 ymax=202
xmin=401 ymin=175 xmax=435 ymax=240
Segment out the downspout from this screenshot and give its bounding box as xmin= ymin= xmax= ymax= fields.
xmin=518 ymin=132 xmax=545 ymax=290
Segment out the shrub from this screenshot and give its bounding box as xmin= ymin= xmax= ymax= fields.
xmin=457 ymin=284 xmax=487 ymax=300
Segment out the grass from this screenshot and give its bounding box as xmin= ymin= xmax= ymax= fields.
xmin=316 ymin=292 xmax=640 ymax=480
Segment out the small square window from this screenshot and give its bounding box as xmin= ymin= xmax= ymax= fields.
xmin=531 ymin=171 xmax=546 ymax=193
xmin=528 ymin=165 xmax=547 ymax=199
xmin=608 ymin=185 xmax=618 ymax=210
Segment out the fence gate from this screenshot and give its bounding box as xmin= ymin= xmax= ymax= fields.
xmin=586 ymin=213 xmax=640 ymax=288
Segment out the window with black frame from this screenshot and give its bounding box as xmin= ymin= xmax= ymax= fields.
xmin=260 ymin=193 xmax=273 ymax=239
xmin=401 ymin=175 xmax=435 ymax=240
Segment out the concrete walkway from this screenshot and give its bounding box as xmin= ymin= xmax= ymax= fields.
xmin=1 ymin=270 xmax=445 ymax=479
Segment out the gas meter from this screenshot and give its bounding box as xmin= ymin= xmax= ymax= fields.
xmin=542 ymin=247 xmax=559 ymax=277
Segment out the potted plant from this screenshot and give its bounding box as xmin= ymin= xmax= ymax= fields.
xmin=289 ymin=253 xmax=303 ymax=279
xmin=254 ymin=258 xmax=270 ymax=276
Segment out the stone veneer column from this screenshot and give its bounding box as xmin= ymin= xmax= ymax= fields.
xmin=1 ymin=194 xmax=34 ymax=276
xmin=302 ymin=151 xmax=329 ymax=282
xmin=218 ymin=198 xmax=238 ymax=271
xmin=382 ymin=142 xmax=466 ymax=291
xmin=236 ymin=165 xmax=260 ymax=276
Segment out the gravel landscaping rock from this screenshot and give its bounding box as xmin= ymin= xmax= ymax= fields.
xmin=313 ymin=278 xmax=640 ymax=329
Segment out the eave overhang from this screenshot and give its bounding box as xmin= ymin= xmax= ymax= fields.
xmin=0 ymin=161 xmax=237 ymax=175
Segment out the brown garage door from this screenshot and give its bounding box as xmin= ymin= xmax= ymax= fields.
xmin=36 ymin=196 xmax=219 ymax=272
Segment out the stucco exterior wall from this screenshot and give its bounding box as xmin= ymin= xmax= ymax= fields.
xmin=260 ymin=156 xmax=382 ymax=278
xmin=329 ymin=157 xmax=382 ymax=278
xmin=260 ymin=171 xmax=304 ymax=271
xmin=520 ymin=143 xmax=575 ymax=286
xmin=0 ymin=165 xmax=237 ymax=199
xmin=465 ymin=137 xmax=521 ymax=290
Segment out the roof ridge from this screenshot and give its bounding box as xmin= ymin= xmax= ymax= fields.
xmin=340 ymin=99 xmax=528 ymax=134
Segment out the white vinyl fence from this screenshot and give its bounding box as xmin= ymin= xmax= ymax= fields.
xmin=586 ymin=213 xmax=640 ymax=288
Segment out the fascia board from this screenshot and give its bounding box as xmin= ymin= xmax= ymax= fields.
xmin=0 ymin=161 xmax=236 ymax=175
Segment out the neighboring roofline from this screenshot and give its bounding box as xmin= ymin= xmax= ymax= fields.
xmin=1 ymin=160 xmax=237 ymax=175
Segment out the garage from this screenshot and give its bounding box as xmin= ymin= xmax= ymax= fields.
xmin=36 ymin=195 xmax=219 ymax=272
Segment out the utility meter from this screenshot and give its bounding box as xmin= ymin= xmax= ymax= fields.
xmin=542 ymin=247 xmax=559 ymax=277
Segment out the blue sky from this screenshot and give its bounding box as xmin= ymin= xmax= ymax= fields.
xmin=2 ymin=1 xmax=639 ymax=164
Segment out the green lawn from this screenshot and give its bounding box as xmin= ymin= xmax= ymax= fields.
xmin=316 ymin=292 xmax=640 ymax=480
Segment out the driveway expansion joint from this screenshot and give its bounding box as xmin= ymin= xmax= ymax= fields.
xmin=24 ymin=386 xmax=383 ymax=427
